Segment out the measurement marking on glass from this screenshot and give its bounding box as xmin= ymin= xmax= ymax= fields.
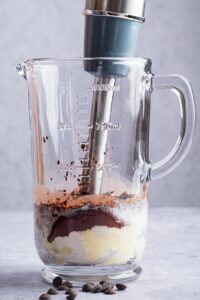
xmin=79 ymin=158 xmax=89 ymax=161
xmin=78 ymin=175 xmax=90 ymax=178
xmin=80 ymin=141 xmax=89 ymax=145
xmin=79 ymin=150 xmax=89 ymax=153
xmin=96 ymin=164 xmax=121 ymax=172
xmin=57 ymin=122 xmax=93 ymax=131
xmin=96 ymin=122 xmax=122 ymax=131
xmin=59 ymin=163 xmax=120 ymax=173
xmin=77 ymin=132 xmax=90 ymax=137
xmin=75 ymin=125 xmax=92 ymax=128
xmin=73 ymin=166 xmax=92 ymax=170
xmin=57 ymin=122 xmax=122 ymax=132
xmin=77 ymin=101 xmax=89 ymax=106
xmin=77 ymin=110 xmax=89 ymax=114
xmin=79 ymin=156 xmax=89 ymax=160
xmin=78 ymin=120 xmax=90 ymax=125
xmin=76 ymin=95 xmax=89 ymax=100
xmin=59 ymin=166 xmax=92 ymax=172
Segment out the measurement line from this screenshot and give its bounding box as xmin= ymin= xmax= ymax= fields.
xmin=78 ymin=151 xmax=89 ymax=154
xmin=75 ymin=124 xmax=92 ymax=128
xmin=74 ymin=166 xmax=92 ymax=170
xmin=78 ymin=175 xmax=90 ymax=178
xmin=79 ymin=157 xmax=89 ymax=160
xmin=77 ymin=102 xmax=89 ymax=106
xmin=76 ymin=95 xmax=89 ymax=100
xmin=79 ymin=142 xmax=89 ymax=145
xmin=78 ymin=157 xmax=89 ymax=161
xmin=77 ymin=110 xmax=89 ymax=114
xmin=77 ymin=132 xmax=90 ymax=136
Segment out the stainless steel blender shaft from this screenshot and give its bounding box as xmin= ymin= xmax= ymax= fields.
xmin=82 ymin=0 xmax=146 ymax=194
xmin=81 ymin=76 xmax=115 ymax=194
xmin=84 ymin=0 xmax=146 ymax=21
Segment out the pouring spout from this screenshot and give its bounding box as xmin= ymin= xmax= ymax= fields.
xmin=16 ymin=63 xmax=26 ymax=79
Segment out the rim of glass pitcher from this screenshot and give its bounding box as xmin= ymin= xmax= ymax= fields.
xmin=22 ymin=57 xmax=151 ymax=66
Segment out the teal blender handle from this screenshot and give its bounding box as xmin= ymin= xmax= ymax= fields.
xmin=84 ymin=15 xmax=142 ymax=77
xmin=83 ymin=0 xmax=146 ymax=77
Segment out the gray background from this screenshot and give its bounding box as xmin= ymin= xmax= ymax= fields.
xmin=0 ymin=0 xmax=199 ymax=210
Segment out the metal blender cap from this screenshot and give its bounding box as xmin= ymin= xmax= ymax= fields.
xmin=84 ymin=0 xmax=146 ymax=22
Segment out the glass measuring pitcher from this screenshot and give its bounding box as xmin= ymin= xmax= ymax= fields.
xmin=17 ymin=58 xmax=195 ymax=283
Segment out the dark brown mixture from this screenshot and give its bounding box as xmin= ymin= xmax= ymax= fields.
xmin=48 ymin=208 xmax=124 ymax=242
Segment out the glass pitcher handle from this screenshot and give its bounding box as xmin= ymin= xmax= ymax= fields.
xmin=150 ymin=75 xmax=196 ymax=180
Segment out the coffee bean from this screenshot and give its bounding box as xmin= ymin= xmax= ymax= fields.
xmin=134 ymin=266 xmax=142 ymax=274
xmin=92 ymin=285 xmax=102 ymax=293
xmin=82 ymin=283 xmax=94 ymax=292
xmin=103 ymin=288 xmax=116 ymax=295
xmin=57 ymin=284 xmax=69 ymax=291
xmin=102 ymin=281 xmax=114 ymax=291
xmin=66 ymin=291 xmax=77 ymax=300
xmin=116 ymin=283 xmax=127 ymax=291
xmin=66 ymin=296 xmax=76 ymax=300
xmin=53 ymin=276 xmax=62 ymax=288
xmin=65 ymin=288 xmax=77 ymax=295
xmin=68 ymin=290 xmax=77 ymax=298
xmin=47 ymin=288 xmax=58 ymax=295
xmin=39 ymin=293 xmax=51 ymax=299
xmin=65 ymin=288 xmax=73 ymax=295
xmin=63 ymin=281 xmax=73 ymax=288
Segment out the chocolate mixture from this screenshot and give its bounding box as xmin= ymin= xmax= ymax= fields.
xmin=35 ymin=183 xmax=148 ymax=244
xmin=48 ymin=208 xmax=124 ymax=242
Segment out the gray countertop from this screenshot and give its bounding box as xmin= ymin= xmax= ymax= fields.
xmin=0 ymin=208 xmax=200 ymax=300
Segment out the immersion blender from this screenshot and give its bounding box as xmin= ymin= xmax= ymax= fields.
xmin=81 ymin=0 xmax=146 ymax=194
